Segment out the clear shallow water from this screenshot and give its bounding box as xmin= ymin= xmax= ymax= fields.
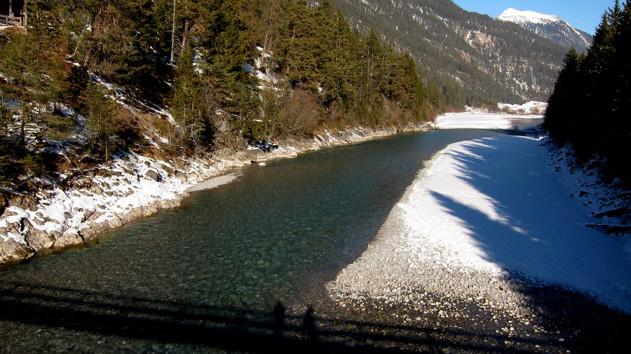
xmin=0 ymin=128 xmax=521 ymax=351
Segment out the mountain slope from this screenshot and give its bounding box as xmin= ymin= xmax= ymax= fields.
xmin=333 ymin=0 xmax=569 ymax=105
xmin=498 ymin=8 xmax=593 ymax=53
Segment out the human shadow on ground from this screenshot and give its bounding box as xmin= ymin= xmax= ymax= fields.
xmin=0 ymin=280 xmax=551 ymax=353
xmin=426 ymin=136 xmax=631 ymax=353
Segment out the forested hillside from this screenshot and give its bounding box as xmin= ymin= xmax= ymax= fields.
xmin=0 ymin=0 xmax=439 ymax=190
xmin=332 ymin=0 xmax=569 ymax=107
xmin=544 ymin=0 xmax=631 ymax=182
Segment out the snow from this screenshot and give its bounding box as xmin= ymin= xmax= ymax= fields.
xmin=498 ymin=8 xmax=562 ymax=26
xmin=498 ymin=101 xmax=547 ymax=115
xmin=397 ymin=134 xmax=631 ymax=313
xmin=435 ymin=110 xmax=540 ymax=130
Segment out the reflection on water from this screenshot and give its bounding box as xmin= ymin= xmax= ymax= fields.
xmin=0 ymin=129 xmax=507 ymax=351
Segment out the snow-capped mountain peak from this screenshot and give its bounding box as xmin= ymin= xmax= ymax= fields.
xmin=499 ymin=8 xmax=562 ymax=26
xmin=498 ymin=8 xmax=592 ymax=52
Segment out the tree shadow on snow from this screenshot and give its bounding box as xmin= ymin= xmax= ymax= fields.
xmin=427 ymin=137 xmax=631 ymax=352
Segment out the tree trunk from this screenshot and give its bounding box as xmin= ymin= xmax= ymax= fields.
xmin=170 ymin=0 xmax=176 ymax=64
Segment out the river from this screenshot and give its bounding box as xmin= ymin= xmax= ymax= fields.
xmin=0 ymin=123 xmax=540 ymax=352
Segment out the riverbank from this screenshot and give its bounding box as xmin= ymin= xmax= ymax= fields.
xmin=0 ymin=123 xmax=432 ymax=265
xmin=326 ymin=120 xmax=631 ymax=351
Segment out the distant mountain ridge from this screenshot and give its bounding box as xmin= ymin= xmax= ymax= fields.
xmin=332 ymin=0 xmax=569 ymax=105
xmin=498 ymin=8 xmax=593 ymax=52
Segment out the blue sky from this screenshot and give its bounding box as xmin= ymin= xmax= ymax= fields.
xmin=452 ymin=0 xmax=618 ymax=34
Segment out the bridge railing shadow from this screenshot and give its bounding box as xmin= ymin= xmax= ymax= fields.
xmin=0 ymin=280 xmax=548 ymax=353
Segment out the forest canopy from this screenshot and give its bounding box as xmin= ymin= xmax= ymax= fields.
xmin=544 ymin=0 xmax=631 ymax=183
xmin=0 ymin=0 xmax=441 ymax=187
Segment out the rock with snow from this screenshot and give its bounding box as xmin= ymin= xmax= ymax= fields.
xmin=498 ymin=8 xmax=592 ymax=52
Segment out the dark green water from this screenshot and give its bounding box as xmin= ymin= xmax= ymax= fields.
xmin=0 ymin=128 xmax=522 ymax=351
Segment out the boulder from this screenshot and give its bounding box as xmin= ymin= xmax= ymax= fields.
xmin=175 ymin=170 xmax=187 ymax=181
xmin=8 ymin=194 xmax=38 ymax=211
xmin=145 ymin=169 xmax=162 ymax=182
xmin=142 ymin=203 xmax=159 ymax=217
xmin=245 ymin=150 xmax=266 ymax=162
xmin=187 ymin=171 xmax=200 ymax=183
xmin=52 ymin=231 xmax=84 ymax=249
xmin=90 ymin=183 xmax=104 ymax=195
xmin=24 ymin=220 xmax=58 ymax=251
xmin=0 ymin=238 xmax=34 ymax=265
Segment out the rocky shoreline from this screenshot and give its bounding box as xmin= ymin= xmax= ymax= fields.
xmin=0 ymin=123 xmax=433 ymax=266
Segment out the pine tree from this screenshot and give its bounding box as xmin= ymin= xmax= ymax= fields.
xmin=544 ymin=48 xmax=583 ymax=143
xmin=84 ymin=82 xmax=117 ymax=161
xmin=171 ymin=43 xmax=206 ymax=146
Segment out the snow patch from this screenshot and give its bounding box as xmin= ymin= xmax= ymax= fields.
xmin=435 ymin=111 xmax=538 ymax=130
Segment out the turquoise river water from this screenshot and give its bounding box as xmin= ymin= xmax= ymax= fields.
xmin=0 ymin=124 xmax=541 ymax=352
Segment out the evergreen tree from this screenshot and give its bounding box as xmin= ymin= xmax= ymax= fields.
xmin=545 ymin=1 xmax=631 ymax=181
xmin=83 ymin=82 xmax=117 ymax=161
xmin=171 ymin=43 xmax=206 ymax=146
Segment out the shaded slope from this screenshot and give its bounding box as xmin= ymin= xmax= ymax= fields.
xmin=333 ymin=0 xmax=568 ymax=105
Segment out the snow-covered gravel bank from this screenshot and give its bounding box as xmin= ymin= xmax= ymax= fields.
xmin=328 ymin=132 xmax=631 ymax=318
xmin=0 ymin=124 xmax=432 ymax=265
xmin=435 ymin=110 xmax=541 ymax=129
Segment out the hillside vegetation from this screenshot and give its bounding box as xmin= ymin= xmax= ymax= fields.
xmin=544 ymin=0 xmax=631 ymax=183
xmin=0 ymin=0 xmax=440 ymax=191
xmin=332 ymin=0 xmax=568 ymax=107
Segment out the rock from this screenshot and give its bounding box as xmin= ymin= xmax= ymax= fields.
xmin=145 ymin=169 xmax=162 ymax=182
xmin=245 ymin=150 xmax=267 ymax=162
xmin=175 ymin=170 xmax=187 ymax=181
xmin=142 ymin=204 xmax=159 ymax=217
xmin=187 ymin=171 xmax=200 ymax=183
xmin=53 ymin=231 xmax=84 ymax=249
xmin=24 ymin=220 xmax=58 ymax=251
xmin=0 ymin=238 xmax=34 ymax=264
xmin=80 ymin=221 xmax=109 ymax=242
xmin=8 ymin=194 xmax=38 ymax=211
xmin=107 ymin=217 xmax=123 ymax=229
xmin=90 ymin=183 xmax=104 ymax=195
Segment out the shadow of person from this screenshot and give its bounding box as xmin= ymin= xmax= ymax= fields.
xmin=302 ymin=306 xmax=317 ymax=340
xmin=272 ymin=301 xmax=286 ymax=337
